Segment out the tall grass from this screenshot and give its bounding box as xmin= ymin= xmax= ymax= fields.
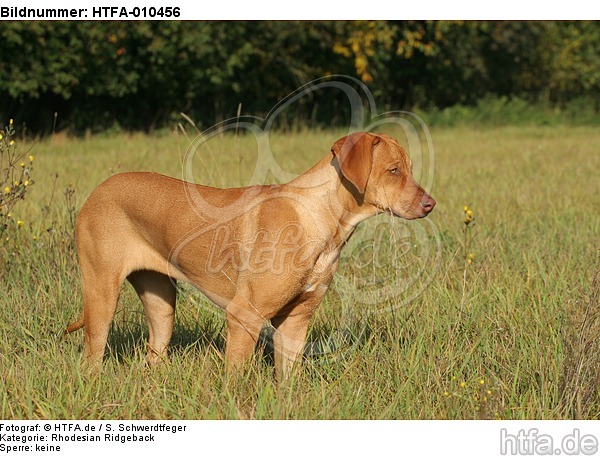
xmin=0 ymin=125 xmax=598 ymax=419
xmin=421 ymin=96 xmax=600 ymax=127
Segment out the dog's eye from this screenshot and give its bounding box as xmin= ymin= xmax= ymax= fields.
xmin=389 ymin=167 xmax=399 ymax=175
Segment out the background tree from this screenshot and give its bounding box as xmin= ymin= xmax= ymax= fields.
xmin=0 ymin=21 xmax=598 ymax=134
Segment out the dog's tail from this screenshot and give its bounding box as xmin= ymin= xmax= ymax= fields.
xmin=64 ymin=315 xmax=85 ymax=336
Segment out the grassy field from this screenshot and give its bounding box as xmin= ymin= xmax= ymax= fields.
xmin=0 ymin=125 xmax=598 ymax=419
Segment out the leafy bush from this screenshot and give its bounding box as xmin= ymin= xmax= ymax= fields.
xmin=422 ymin=96 xmax=600 ymax=127
xmin=1 ymin=22 xmax=599 ymax=133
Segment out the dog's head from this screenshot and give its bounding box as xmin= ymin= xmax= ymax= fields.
xmin=331 ymin=132 xmax=435 ymax=219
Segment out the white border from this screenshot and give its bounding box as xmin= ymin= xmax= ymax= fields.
xmin=4 ymin=0 xmax=600 ymax=19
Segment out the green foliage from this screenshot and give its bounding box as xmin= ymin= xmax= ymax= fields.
xmin=421 ymin=96 xmax=600 ymax=127
xmin=0 ymin=21 xmax=599 ymax=133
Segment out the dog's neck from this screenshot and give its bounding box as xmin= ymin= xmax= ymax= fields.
xmin=288 ymin=153 xmax=378 ymax=246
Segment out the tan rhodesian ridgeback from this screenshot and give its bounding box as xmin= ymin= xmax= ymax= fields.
xmin=65 ymin=132 xmax=435 ymax=378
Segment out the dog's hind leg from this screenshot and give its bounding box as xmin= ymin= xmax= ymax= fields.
xmin=127 ymin=270 xmax=177 ymax=365
xmin=81 ymin=270 xmax=121 ymax=366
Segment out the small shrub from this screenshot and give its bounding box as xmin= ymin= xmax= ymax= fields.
xmin=0 ymin=120 xmax=34 ymax=267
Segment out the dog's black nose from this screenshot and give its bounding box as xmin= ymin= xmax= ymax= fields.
xmin=420 ymin=194 xmax=436 ymax=214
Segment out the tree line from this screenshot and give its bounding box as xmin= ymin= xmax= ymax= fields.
xmin=1 ymin=21 xmax=598 ymax=133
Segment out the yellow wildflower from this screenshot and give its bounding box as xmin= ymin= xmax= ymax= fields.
xmin=460 ymin=381 xmax=466 ymax=388
xmin=4 ymin=187 xmax=10 ymax=194
xmin=29 ymin=155 xmax=34 ymax=162
xmin=9 ymin=118 xmax=13 ymax=125
xmin=17 ymin=220 xmax=24 ymax=227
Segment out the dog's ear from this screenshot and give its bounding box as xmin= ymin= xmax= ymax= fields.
xmin=331 ymin=132 xmax=380 ymax=194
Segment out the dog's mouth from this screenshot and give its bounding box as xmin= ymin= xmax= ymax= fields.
xmin=385 ymin=192 xmax=435 ymax=220
xmin=388 ymin=202 xmax=435 ymax=220
xmin=387 ymin=207 xmax=424 ymax=220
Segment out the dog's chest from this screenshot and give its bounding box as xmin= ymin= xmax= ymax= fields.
xmin=303 ymin=247 xmax=339 ymax=292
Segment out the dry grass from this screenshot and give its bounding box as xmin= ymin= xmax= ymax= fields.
xmin=0 ymin=125 xmax=598 ymax=419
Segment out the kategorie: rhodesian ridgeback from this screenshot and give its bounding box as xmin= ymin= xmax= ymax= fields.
xmin=65 ymin=132 xmax=435 ymax=378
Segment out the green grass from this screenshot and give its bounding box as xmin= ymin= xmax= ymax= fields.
xmin=1 ymin=125 xmax=598 ymax=419
xmin=421 ymin=96 xmax=600 ymax=127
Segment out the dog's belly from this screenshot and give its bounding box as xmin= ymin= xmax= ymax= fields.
xmin=171 ymin=235 xmax=334 ymax=318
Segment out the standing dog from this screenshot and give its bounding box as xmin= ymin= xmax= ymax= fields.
xmin=65 ymin=132 xmax=435 ymax=378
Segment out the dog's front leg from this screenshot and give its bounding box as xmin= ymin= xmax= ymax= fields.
xmin=271 ymin=314 xmax=311 ymax=381
xmin=224 ymin=297 xmax=266 ymax=371
xmin=271 ymin=291 xmax=324 ymax=380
